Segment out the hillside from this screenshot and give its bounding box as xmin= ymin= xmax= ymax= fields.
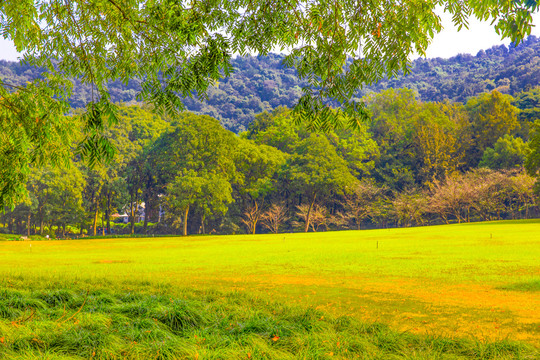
xmin=370 ymin=36 xmax=540 ymax=103
xmin=1 ymin=36 xmax=540 ymax=132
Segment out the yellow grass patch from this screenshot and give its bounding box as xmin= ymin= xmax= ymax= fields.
xmin=93 ymin=260 xmax=133 ymax=264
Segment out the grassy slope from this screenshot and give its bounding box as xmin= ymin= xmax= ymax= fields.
xmin=0 ymin=220 xmax=539 ymax=358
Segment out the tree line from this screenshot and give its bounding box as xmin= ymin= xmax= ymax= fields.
xmin=2 ymin=87 xmax=540 ymax=238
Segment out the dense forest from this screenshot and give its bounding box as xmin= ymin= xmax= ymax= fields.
xmin=3 ymin=36 xmax=540 ymax=238
xmin=1 ymin=36 xmax=540 ymax=133
xmin=3 ymin=83 xmax=540 ymax=238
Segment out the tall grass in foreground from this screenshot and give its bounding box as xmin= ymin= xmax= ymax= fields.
xmin=0 ymin=282 xmax=537 ymax=360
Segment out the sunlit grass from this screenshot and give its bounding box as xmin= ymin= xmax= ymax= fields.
xmin=1 ymin=220 xmax=539 ymax=358
xmin=2 ymin=285 xmax=535 ymax=360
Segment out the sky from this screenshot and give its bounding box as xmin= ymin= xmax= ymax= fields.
xmin=1 ymin=11 xmax=540 ymax=62
xmin=421 ymin=11 xmax=540 ymax=59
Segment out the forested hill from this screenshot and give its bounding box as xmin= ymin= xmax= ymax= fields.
xmin=370 ymin=35 xmax=540 ymax=104
xmin=1 ymin=35 xmax=539 ymax=132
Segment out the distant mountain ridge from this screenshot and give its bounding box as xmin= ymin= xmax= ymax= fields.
xmin=1 ymin=36 xmax=539 ymax=132
xmin=368 ymin=35 xmax=540 ymax=103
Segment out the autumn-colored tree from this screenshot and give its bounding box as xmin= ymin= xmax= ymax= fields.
xmin=295 ymin=204 xmax=333 ymax=232
xmin=508 ymin=172 xmax=537 ymax=219
xmin=341 ymin=180 xmax=387 ymax=230
xmin=415 ymin=119 xmax=462 ymax=185
xmin=392 ymin=189 xmax=429 ymax=227
xmin=308 ymin=205 xmax=331 ymax=232
xmin=261 ymin=203 xmax=289 ymax=234
xmin=468 ymin=169 xmax=511 ymax=221
xmin=428 ymin=175 xmax=470 ymax=224
xmin=241 ymin=205 xmax=259 ymax=235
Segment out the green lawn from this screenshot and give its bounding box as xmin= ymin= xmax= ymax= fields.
xmin=0 ymin=220 xmax=539 ymax=359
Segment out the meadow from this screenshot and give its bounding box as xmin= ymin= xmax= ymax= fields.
xmin=0 ymin=220 xmax=539 ymax=359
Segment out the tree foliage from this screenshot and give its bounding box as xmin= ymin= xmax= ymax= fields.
xmin=0 ymin=0 xmax=538 ymax=206
xmin=2 ymin=99 xmax=539 ymax=237
xmin=480 ymin=135 xmax=529 ymax=170
xmin=465 ymin=90 xmax=520 ymax=166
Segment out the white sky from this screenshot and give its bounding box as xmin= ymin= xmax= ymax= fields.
xmin=420 ymin=11 xmax=540 ymax=59
xmin=1 ymin=11 xmax=540 ymax=62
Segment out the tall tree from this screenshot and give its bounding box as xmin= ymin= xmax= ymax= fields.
xmin=147 ymin=113 xmax=237 ymax=234
xmin=41 ymin=166 xmax=85 ymax=237
xmin=234 ymin=138 xmax=287 ymax=234
xmin=281 ymin=134 xmax=357 ymax=232
xmin=525 ymin=119 xmax=540 ymax=183
xmin=365 ymin=88 xmax=420 ymax=189
xmin=166 ymin=170 xmax=233 ymax=236
xmin=414 ymin=101 xmax=470 ymax=184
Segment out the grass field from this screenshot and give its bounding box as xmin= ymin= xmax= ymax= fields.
xmin=0 ymin=220 xmax=539 ymax=359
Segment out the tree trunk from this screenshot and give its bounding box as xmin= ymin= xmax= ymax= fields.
xmin=453 ymin=207 xmax=462 ymax=224
xmin=130 ymin=194 xmax=135 ymax=236
xmin=27 ymin=211 xmax=31 ymax=238
xmin=92 ymin=200 xmax=99 ymax=236
xmin=441 ymin=213 xmax=448 ymax=224
xmin=143 ymin=199 xmax=149 ymax=234
xmin=106 ymin=192 xmax=111 ymax=235
xmin=252 ymin=201 xmax=259 ymax=235
xmin=7 ymin=214 xmax=13 ymax=233
xmin=201 ymin=214 xmax=205 ymax=234
xmin=183 ymin=205 xmax=189 ymax=236
xmin=304 ymin=194 xmax=316 ymax=233
xmin=251 ymin=219 xmax=257 ymax=234
xmin=39 ymin=207 xmax=44 ymax=235
xmin=101 ymin=211 xmax=105 ymax=236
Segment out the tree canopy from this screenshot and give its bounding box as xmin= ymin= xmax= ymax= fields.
xmin=1 ymin=0 xmax=539 ymax=207
xmin=2 ymin=96 xmax=539 ymax=237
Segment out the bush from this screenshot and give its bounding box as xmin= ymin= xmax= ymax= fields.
xmin=42 ymin=227 xmax=56 ymax=239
